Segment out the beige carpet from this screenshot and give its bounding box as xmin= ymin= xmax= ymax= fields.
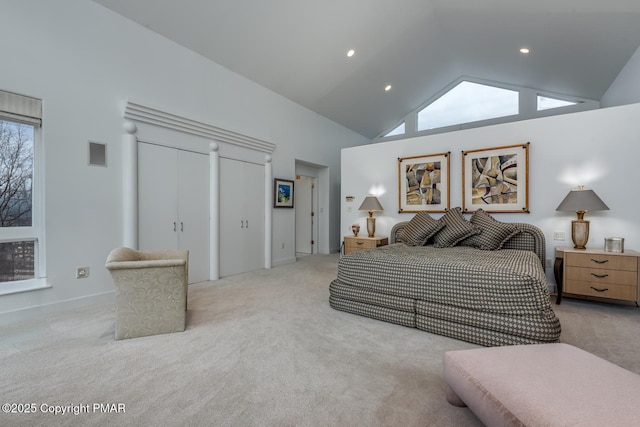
xmin=1 ymin=254 xmax=639 ymax=427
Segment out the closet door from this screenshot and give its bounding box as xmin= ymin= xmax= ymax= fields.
xmin=242 ymin=161 xmax=265 ymax=272
xmin=138 ymin=142 xmax=210 ymax=284
xmin=219 ymin=158 xmax=265 ymax=277
xmin=177 ymin=150 xmax=209 ymax=283
xmin=138 ymin=143 xmax=178 ymax=250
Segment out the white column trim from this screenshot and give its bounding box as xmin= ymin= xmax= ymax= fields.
xmin=265 ymin=155 xmax=272 ymax=269
xmin=210 ymin=142 xmax=220 ymax=280
xmin=122 ymin=121 xmax=138 ymax=249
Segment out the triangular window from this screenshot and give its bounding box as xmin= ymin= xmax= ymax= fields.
xmin=384 ymin=122 xmax=405 ymax=137
xmin=537 ymin=95 xmax=578 ymax=111
xmin=417 ymin=81 xmax=519 ymax=131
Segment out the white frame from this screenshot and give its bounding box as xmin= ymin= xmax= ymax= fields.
xmin=0 ymin=119 xmax=47 ymax=295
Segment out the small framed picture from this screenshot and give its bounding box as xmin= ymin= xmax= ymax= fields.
xmin=274 ymin=178 xmax=294 ymax=208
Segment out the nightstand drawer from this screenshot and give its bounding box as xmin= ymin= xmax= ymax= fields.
xmin=565 ymin=267 xmax=637 ymax=287
xmin=565 ymin=279 xmax=637 ymax=301
xmin=343 ymin=236 xmax=388 ymax=255
xmin=345 ymin=238 xmax=378 ymax=250
xmin=566 ymin=253 xmax=637 ymax=271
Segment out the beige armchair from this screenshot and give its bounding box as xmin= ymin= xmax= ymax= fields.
xmin=105 ymin=247 xmax=189 ymax=340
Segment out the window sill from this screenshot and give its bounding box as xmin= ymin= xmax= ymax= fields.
xmin=0 ymin=278 xmax=50 ymax=296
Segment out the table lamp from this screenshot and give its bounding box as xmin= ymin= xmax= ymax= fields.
xmin=358 ymin=196 xmax=384 ymax=237
xmin=556 ymin=186 xmax=609 ymax=249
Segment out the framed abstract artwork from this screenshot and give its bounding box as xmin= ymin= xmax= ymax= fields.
xmin=398 ymin=152 xmax=450 ymax=213
xmin=462 ymin=142 xmax=529 ymax=213
xmin=274 ymin=178 xmax=294 ymax=208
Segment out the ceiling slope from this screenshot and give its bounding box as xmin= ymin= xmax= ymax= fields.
xmin=92 ymin=0 xmax=640 ymax=139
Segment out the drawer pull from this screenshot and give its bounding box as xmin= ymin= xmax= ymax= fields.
xmin=590 ymin=273 xmax=609 ymax=279
xmin=590 ymin=258 xmax=609 ymax=264
xmin=356 ymin=241 xmax=364 ymax=245
xmin=590 ymin=286 xmax=609 ymax=293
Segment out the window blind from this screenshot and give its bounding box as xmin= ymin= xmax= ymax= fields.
xmin=0 ymin=89 xmax=42 ymax=126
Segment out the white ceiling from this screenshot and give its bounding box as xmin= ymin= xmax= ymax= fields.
xmin=92 ymin=0 xmax=640 ymax=139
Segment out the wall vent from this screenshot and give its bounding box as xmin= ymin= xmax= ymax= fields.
xmin=89 ymin=141 xmax=107 ymax=166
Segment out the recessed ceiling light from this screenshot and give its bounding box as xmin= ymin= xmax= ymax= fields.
xmin=384 ymin=84 xmax=392 ymax=92
xmin=347 ymin=49 xmax=355 ymax=58
xmin=520 ymin=47 xmax=530 ymax=54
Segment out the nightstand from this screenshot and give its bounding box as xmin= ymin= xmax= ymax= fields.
xmin=555 ymin=246 xmax=640 ymax=305
xmin=344 ymin=235 xmax=388 ymax=255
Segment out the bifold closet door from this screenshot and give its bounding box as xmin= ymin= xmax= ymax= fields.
xmin=219 ymin=157 xmax=265 ymax=277
xmin=138 ymin=142 xmax=210 ymax=284
xmin=138 ymin=142 xmax=178 ymax=250
xmin=177 ymin=149 xmax=209 ymax=284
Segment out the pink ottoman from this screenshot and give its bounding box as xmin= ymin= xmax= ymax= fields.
xmin=444 ymin=343 xmax=640 ymax=427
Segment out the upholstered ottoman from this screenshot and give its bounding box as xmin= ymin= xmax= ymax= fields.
xmin=443 ymin=343 xmax=640 ymax=426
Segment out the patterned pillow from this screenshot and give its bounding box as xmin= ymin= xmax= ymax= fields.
xmin=432 ymin=207 xmax=480 ymax=248
xmin=398 ymin=212 xmax=444 ymax=246
xmin=463 ymin=209 xmax=521 ymax=250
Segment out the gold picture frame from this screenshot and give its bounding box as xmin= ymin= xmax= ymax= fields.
xmin=398 ymin=152 xmax=450 ymax=213
xmin=462 ymin=142 xmax=529 ymax=213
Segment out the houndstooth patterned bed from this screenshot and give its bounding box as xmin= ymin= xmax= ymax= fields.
xmin=330 ymin=222 xmax=561 ymax=346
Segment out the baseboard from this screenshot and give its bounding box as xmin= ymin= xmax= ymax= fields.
xmin=0 ymin=291 xmax=114 ymax=326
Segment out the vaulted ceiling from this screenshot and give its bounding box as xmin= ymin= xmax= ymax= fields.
xmin=92 ymin=0 xmax=640 ymax=139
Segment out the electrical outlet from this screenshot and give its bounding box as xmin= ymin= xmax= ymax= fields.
xmin=346 ymin=206 xmax=352 ymax=212
xmin=281 ymin=243 xmax=285 ymax=249
xmin=76 ymin=267 xmax=90 ymax=279
xmin=553 ymin=231 xmax=566 ymax=241
xmin=545 ymin=259 xmax=552 ymax=268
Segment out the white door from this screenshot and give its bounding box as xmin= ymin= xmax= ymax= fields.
xmin=138 ymin=143 xmax=178 ymax=250
xmin=242 ymin=161 xmax=265 ymax=271
xmin=177 ymin=150 xmax=210 ymax=283
xmin=295 ymin=175 xmax=315 ymax=254
xmin=138 ymin=142 xmax=210 ymax=284
xmin=219 ymin=157 xmax=265 ymax=277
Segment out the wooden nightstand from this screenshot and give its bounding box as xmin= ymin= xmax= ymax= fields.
xmin=344 ymin=235 xmax=388 ymax=255
xmin=555 ymin=246 xmax=639 ymax=305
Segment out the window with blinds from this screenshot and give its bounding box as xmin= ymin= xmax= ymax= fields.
xmin=0 ymin=89 xmax=43 ymax=289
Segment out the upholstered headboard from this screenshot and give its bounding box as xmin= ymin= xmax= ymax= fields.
xmin=389 ymin=221 xmax=546 ymax=267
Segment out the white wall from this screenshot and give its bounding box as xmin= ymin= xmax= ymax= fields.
xmin=0 ymin=0 xmax=367 ymax=315
xmin=342 ymin=103 xmax=640 ymax=285
xmin=601 ymin=46 xmax=640 ymax=107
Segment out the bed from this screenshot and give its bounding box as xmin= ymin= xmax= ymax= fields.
xmin=329 ymin=209 xmax=561 ymax=346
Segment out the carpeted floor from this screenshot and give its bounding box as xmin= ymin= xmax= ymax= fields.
xmin=1 ymin=254 xmax=639 ymax=426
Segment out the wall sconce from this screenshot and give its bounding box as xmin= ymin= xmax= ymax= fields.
xmin=556 ymin=186 xmax=609 ymax=249
xmin=358 ymin=196 xmax=384 ymax=237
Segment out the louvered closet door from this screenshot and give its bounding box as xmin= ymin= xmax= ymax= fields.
xmin=219 ymin=157 xmax=265 ymax=277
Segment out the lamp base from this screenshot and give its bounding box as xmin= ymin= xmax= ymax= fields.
xmin=366 ymin=217 xmax=376 ymax=238
xmin=571 ymin=219 xmax=590 ymax=249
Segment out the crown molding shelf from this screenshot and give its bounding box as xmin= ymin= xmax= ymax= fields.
xmin=124 ymin=101 xmax=276 ymax=154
